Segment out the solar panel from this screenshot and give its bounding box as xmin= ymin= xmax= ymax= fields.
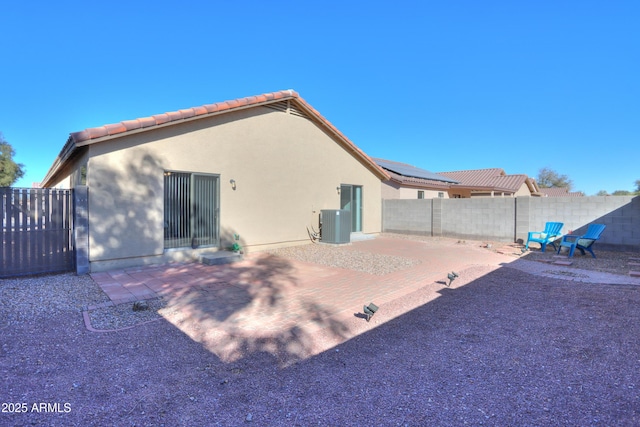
xmin=375 ymin=159 xmax=459 ymax=183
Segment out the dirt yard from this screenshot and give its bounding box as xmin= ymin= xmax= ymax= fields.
xmin=1 ymin=237 xmax=639 ymax=426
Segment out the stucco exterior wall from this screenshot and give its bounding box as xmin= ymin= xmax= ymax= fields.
xmin=403 ymin=187 xmax=447 ymax=199
xmin=514 ymin=182 xmax=532 ymax=197
xmin=381 ymin=181 xmax=448 ymax=199
xmin=84 ymin=106 xmax=382 ymax=269
xmin=381 ymin=181 xmax=401 ymax=199
xmin=48 ymin=149 xmax=89 ymax=189
xmin=50 ymin=174 xmax=72 ymax=189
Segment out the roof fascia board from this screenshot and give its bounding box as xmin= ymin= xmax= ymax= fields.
xmin=453 ymin=185 xmax=513 ymax=192
xmin=41 ymin=136 xmax=77 ymax=186
xmin=390 ymin=177 xmax=451 ymax=190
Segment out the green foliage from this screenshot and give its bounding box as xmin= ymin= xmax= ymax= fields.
xmin=612 ymin=190 xmax=633 ymax=196
xmin=229 ymin=234 xmax=242 ymax=252
xmin=536 ymin=167 xmax=573 ymax=190
xmin=0 ymin=133 xmax=25 ymax=187
xmin=596 ymin=180 xmax=640 ymax=196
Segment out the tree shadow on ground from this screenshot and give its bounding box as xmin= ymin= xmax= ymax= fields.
xmin=6 ymin=264 xmax=639 ymax=426
xmin=158 ymin=251 xmax=351 ymax=368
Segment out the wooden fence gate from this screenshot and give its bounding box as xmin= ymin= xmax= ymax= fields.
xmin=1 ymin=187 xmax=74 ymax=278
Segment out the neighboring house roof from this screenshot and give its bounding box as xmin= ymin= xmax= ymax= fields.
xmin=373 ymin=158 xmax=459 ymax=183
xmin=373 ymin=157 xmax=458 ymax=190
xmin=42 ymin=90 xmax=389 ymax=186
xmin=488 ymin=174 xmax=529 ymax=192
xmin=438 ymin=168 xmax=542 ymax=195
xmin=384 ymin=169 xmax=453 ymax=190
xmin=539 ymin=187 xmax=583 ymax=197
xmin=438 ymin=168 xmax=506 ymax=189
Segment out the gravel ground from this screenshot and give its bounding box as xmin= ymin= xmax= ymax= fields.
xmin=1 ymin=235 xmax=639 ymax=426
xmin=267 ymin=245 xmax=421 ymax=275
xmin=519 ymin=244 xmax=639 ymax=275
xmin=87 ymin=298 xmax=168 ymax=331
xmin=383 ymin=233 xmax=639 ymax=276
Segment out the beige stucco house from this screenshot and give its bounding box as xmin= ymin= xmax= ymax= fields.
xmin=42 ymin=90 xmax=389 ymax=272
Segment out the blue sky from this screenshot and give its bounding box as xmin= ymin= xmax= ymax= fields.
xmin=1 ymin=1 xmax=638 ymax=195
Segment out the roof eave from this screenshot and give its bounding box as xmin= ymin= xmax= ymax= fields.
xmin=41 ymin=136 xmax=77 ymax=187
xmin=42 ymin=90 xmax=390 ymax=185
xmin=453 ymin=185 xmax=515 ymax=192
xmin=390 ymin=179 xmax=452 ymax=190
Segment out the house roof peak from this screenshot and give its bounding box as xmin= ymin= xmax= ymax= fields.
xmin=42 ymin=90 xmax=389 ymax=186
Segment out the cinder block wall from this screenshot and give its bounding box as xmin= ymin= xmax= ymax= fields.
xmin=440 ymin=198 xmax=515 ymax=241
xmin=382 ymin=199 xmax=432 ymax=235
xmin=382 ymin=196 xmax=640 ymax=251
xmin=524 ymin=196 xmax=639 ymax=251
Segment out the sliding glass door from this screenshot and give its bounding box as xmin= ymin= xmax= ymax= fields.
xmin=340 ymin=184 xmax=362 ymax=232
xmin=164 ymin=172 xmax=219 ymax=249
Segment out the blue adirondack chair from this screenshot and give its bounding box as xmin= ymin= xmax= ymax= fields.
xmin=525 ymin=221 xmax=564 ymax=252
xmin=557 ymin=223 xmax=606 ymax=258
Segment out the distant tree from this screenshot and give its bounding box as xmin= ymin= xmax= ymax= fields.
xmin=612 ymin=190 xmax=633 ymax=196
xmin=0 ymin=133 xmax=25 ymax=186
xmin=537 ymin=167 xmax=573 ymax=190
xmin=596 ymin=190 xmax=609 ymax=196
xmin=635 ymin=179 xmax=640 ymax=193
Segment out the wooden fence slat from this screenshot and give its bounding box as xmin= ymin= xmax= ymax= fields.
xmin=44 ymin=189 xmax=51 ymax=272
xmin=10 ymin=189 xmax=19 ymax=270
xmin=1 ymin=190 xmax=6 ymax=272
xmin=29 ymin=190 xmax=37 ymax=268
xmin=0 ymin=187 xmax=74 ymax=278
xmin=36 ymin=189 xmax=44 ymax=268
xmin=19 ymin=189 xmax=28 ymax=270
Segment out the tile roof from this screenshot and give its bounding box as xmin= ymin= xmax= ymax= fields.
xmin=437 ymin=168 xmax=506 ymax=189
xmin=438 ymin=168 xmax=541 ymax=194
xmin=487 ymin=174 xmax=528 ymax=192
xmin=68 ymin=90 xmax=299 ymax=144
xmin=43 ymin=90 xmax=389 ymax=185
xmin=539 ymin=187 xmax=583 ymax=197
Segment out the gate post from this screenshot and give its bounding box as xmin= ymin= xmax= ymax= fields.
xmin=74 ymin=186 xmax=90 ymax=275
